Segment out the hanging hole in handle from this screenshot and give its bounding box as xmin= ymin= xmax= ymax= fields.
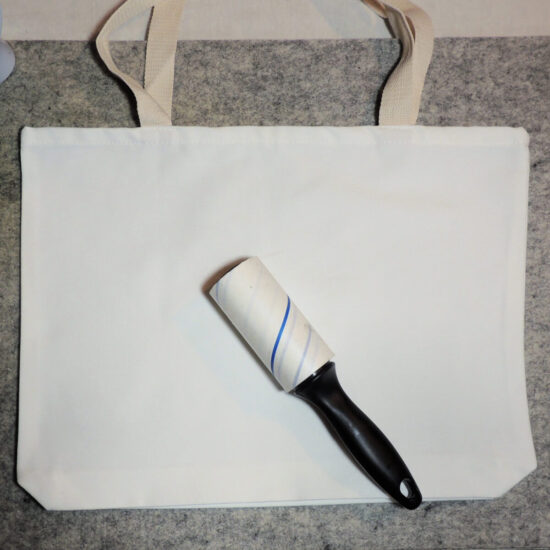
xmin=398 ymin=478 xmax=422 ymax=509
xmin=400 ymin=479 xmax=413 ymax=498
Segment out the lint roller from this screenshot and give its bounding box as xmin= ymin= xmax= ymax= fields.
xmin=210 ymin=257 xmax=422 ymax=509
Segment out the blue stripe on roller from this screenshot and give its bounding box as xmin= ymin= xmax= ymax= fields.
xmin=275 ymin=305 xmax=297 ymax=379
xmin=270 ymin=296 xmax=291 ymax=374
xmin=292 ymin=325 xmax=312 ymax=388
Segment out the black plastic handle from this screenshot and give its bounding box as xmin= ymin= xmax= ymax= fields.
xmin=293 ymin=362 xmax=422 ymax=509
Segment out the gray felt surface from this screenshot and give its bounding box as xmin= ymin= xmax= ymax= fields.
xmin=0 ymin=38 xmax=549 ymax=549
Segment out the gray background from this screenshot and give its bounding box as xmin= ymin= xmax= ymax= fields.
xmin=1 ymin=38 xmax=549 ymax=549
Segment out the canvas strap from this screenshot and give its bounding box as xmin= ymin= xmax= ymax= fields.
xmin=96 ymin=0 xmax=433 ymax=126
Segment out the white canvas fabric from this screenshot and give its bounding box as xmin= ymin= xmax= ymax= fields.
xmin=18 ymin=0 xmax=536 ymax=511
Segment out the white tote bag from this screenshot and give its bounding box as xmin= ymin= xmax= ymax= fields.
xmin=18 ymin=0 xmax=536 ymax=510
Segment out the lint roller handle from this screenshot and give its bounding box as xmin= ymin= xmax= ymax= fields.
xmin=294 ymin=362 xmax=422 ymax=510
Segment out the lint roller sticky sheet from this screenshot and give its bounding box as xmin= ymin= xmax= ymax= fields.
xmin=210 ymin=257 xmax=422 ymax=509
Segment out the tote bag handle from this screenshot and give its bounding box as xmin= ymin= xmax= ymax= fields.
xmin=96 ymin=0 xmax=433 ymax=127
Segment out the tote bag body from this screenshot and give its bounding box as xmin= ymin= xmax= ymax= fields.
xmin=18 ymin=0 xmax=536 ymax=510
